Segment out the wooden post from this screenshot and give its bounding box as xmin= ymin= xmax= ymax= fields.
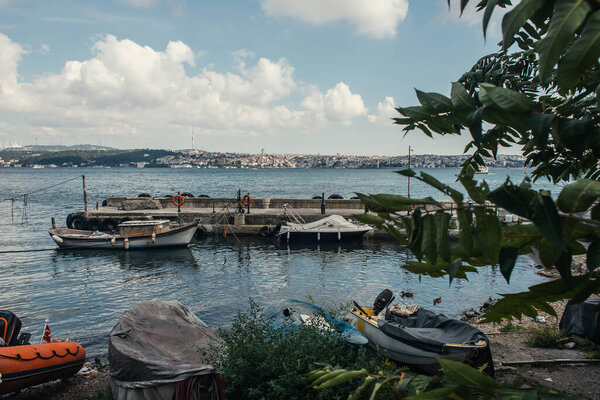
xmin=51 ymin=217 xmax=56 ymax=228
xmin=407 ymin=146 xmax=411 ymax=199
xmin=321 ymin=193 xmax=325 ymax=215
xmin=82 ymin=175 xmax=88 ymax=213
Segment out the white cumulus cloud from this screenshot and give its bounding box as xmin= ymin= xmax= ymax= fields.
xmin=260 ymin=0 xmax=409 ymax=39
xmin=367 ymin=96 xmax=396 ymax=126
xmin=0 ymin=34 xmax=370 ymax=146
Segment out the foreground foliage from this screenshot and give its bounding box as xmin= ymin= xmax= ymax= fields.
xmin=526 ymin=326 xmax=567 ymax=348
xmin=208 ymin=300 xmax=376 ymax=400
xmin=306 ymin=358 xmax=570 ymax=399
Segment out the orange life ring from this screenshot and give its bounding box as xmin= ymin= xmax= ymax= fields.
xmin=242 ymin=194 xmax=251 ymax=207
xmin=173 ymin=195 xmax=185 ymax=207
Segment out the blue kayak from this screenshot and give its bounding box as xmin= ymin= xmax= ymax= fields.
xmin=265 ymin=299 xmax=368 ymax=346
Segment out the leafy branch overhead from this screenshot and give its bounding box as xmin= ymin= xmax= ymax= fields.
xmin=396 ymin=0 xmax=600 ymax=183
xmin=356 ymin=170 xmax=600 ymax=323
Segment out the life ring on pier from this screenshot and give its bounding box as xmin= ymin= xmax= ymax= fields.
xmin=172 ymin=195 xmax=185 ymax=207
xmin=242 ymin=194 xmax=251 ymax=207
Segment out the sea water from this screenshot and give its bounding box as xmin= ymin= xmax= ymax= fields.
xmin=0 ymin=167 xmax=559 ymax=357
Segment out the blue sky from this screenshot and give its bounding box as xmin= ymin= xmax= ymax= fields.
xmin=0 ymin=0 xmax=509 ymax=155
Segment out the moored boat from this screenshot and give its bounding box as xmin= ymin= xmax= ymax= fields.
xmin=277 ymin=215 xmax=373 ymax=243
xmin=0 ymin=311 xmax=86 ymax=395
xmin=265 ymin=299 xmax=368 ymax=347
xmin=49 ymin=219 xmax=198 ymax=249
xmin=347 ymin=290 xmax=493 ymax=375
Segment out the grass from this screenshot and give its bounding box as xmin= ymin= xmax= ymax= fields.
xmin=526 ymin=327 xmax=567 ymax=348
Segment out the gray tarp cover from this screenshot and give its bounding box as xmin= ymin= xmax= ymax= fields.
xmin=109 ymin=300 xmax=222 ymax=389
xmin=559 ymin=299 xmax=600 ymax=344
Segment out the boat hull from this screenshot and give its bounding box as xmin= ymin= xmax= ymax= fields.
xmin=279 ymin=229 xmax=371 ymax=243
xmin=347 ymin=310 xmax=485 ymax=373
xmin=48 ymin=223 xmax=197 ymax=249
xmin=0 ymin=342 xmax=86 ymax=394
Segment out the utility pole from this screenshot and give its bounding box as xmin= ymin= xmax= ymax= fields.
xmin=407 ymin=146 xmax=411 ymax=199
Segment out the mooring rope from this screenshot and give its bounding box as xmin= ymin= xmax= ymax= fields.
xmin=0 ymin=175 xmax=83 ymax=203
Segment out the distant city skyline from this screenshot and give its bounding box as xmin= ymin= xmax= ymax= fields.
xmin=0 ymin=1 xmax=514 ymax=156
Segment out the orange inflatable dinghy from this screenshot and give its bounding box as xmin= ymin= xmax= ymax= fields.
xmin=0 ymin=311 xmax=86 ymax=394
xmin=0 ymin=341 xmax=86 ymax=394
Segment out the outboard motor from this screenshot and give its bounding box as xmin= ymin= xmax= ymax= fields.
xmin=0 ymin=311 xmax=22 ymax=346
xmin=373 ymin=289 xmax=395 ymax=316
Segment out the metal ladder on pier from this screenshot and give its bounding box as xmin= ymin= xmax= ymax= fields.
xmin=282 ymin=203 xmax=305 ymax=224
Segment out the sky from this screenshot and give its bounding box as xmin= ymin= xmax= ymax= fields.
xmin=0 ymin=0 xmax=511 ymax=155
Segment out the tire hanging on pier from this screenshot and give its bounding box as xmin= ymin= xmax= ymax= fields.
xmin=88 ymin=218 xmax=102 ymax=232
xmin=71 ymin=215 xmax=88 ymax=230
xmin=180 ymin=192 xmax=194 ymax=198
xmin=328 ymin=194 xmax=344 ymax=199
xmin=138 ymin=193 xmax=152 ymax=198
xmin=102 ymin=218 xmax=119 ymax=232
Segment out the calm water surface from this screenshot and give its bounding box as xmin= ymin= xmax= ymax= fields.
xmin=0 ymin=168 xmax=559 ymax=358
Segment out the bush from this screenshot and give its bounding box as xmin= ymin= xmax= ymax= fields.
xmin=526 ymin=327 xmax=566 ymax=348
xmin=499 ymin=323 xmax=527 ymax=333
xmin=208 ymin=299 xmax=377 ymax=400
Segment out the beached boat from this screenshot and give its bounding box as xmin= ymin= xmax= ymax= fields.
xmin=0 ymin=311 xmax=86 ymax=395
xmin=49 ymin=220 xmax=198 ymax=249
xmin=265 ymin=299 xmax=368 ymax=347
xmin=347 ymin=290 xmax=493 ymax=375
xmin=475 ymin=165 xmax=489 ymax=174
xmin=277 ymin=215 xmax=373 ymax=243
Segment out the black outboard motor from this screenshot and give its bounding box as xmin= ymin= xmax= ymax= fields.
xmin=373 ymin=289 xmax=395 ymax=316
xmin=0 ymin=310 xmax=22 ymax=346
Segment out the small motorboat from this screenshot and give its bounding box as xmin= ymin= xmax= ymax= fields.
xmin=49 ymin=219 xmax=198 ymax=249
xmin=0 ymin=311 xmax=86 ymax=395
xmin=347 ymin=289 xmax=493 ymax=375
xmin=277 ymin=215 xmax=373 ymax=243
xmin=265 ymin=299 xmax=368 ymax=347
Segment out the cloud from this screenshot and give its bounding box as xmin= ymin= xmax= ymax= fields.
xmin=119 ymin=0 xmax=158 ymax=7
xmin=0 ymin=34 xmax=368 ymax=146
xmin=367 ymin=96 xmax=396 ymax=126
xmin=260 ymin=0 xmax=409 ymax=39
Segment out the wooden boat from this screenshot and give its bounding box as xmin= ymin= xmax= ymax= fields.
xmin=49 ymin=220 xmax=198 ymax=249
xmin=0 ymin=311 xmax=86 ymax=394
xmin=347 ymin=290 xmax=493 ymax=375
xmin=265 ymin=299 xmax=368 ymax=346
xmin=277 ymin=215 xmax=373 ymax=243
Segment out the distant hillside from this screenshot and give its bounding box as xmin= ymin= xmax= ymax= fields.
xmin=21 ymin=144 xmax=116 ymax=151
xmin=15 ymin=149 xmax=176 ymax=166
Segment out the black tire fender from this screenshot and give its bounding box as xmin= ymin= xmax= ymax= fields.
xmin=138 ymin=193 xmax=152 ymax=198
xmin=102 ymin=218 xmax=119 ymax=232
xmin=71 ymin=215 xmax=88 ymax=230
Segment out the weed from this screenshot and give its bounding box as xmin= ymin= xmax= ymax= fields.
xmin=206 ymin=299 xmax=380 ymax=400
xmin=526 ymin=327 xmax=566 ymax=348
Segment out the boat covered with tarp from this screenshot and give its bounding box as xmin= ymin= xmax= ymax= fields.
xmin=108 ymin=301 xmax=226 ymax=400
xmin=348 ymin=289 xmax=493 ymax=375
xmin=277 ymin=215 xmax=373 ymax=242
xmin=265 ymin=299 xmax=368 ymax=346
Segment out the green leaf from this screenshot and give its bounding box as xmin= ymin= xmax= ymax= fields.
xmin=502 ymin=0 xmax=546 ymax=49
xmin=499 ymin=246 xmax=518 ymax=284
xmin=466 ymin=108 xmax=484 ymax=144
xmin=450 ymin=82 xmax=476 ymax=110
xmin=557 ymin=179 xmax=600 ymax=213
xmin=592 ymin=203 xmax=600 ymax=221
xmin=587 ymin=237 xmax=600 ymax=272
xmin=448 ymin=258 xmax=462 ymax=286
xmin=437 ymin=357 xmax=497 ymax=389
xmin=486 ymin=178 xmax=535 ymax=219
xmin=479 ymin=83 xmax=536 ymax=113
xmin=422 ymin=214 xmax=438 ymax=265
xmin=558 ymin=10 xmax=600 ymax=90
xmin=356 ymin=193 xmax=438 ymax=213
xmin=404 ymin=261 xmax=447 ymax=278
xmin=435 ymin=212 xmax=451 ymax=262
xmin=457 ymin=209 xmax=474 ymax=254
xmin=537 ymin=238 xmax=562 ymax=268
xmin=353 ymin=213 xmax=385 ymax=226
xmin=416 ymin=90 xmax=454 ymax=113
xmin=530 ymin=113 xmax=555 ymax=148
xmin=530 ymin=192 xmax=564 ymax=249
xmin=474 ymin=208 xmax=502 ymax=262
xmin=406 ymin=386 xmax=458 ymax=400
xmin=483 ymin=0 xmax=500 ymax=39
xmin=537 ymin=0 xmax=591 ymax=81
xmin=459 ymin=168 xmax=489 ymax=204
xmin=554 ymin=118 xmax=588 ymax=156
xmin=417 ymin=172 xmax=464 ymax=203
xmin=481 ymin=276 xmax=597 ymax=323
xmin=555 ymin=249 xmax=573 ymax=282
xmin=396 ymin=106 xmax=433 ymax=120
xmin=409 ymin=209 xmax=424 ymax=261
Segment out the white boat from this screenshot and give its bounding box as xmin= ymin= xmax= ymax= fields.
xmin=49 ymin=220 xmax=197 ymax=249
xmin=475 ymin=165 xmax=489 ymax=174
xmin=347 ymin=290 xmax=493 ymax=375
xmin=277 ymin=215 xmax=373 ymax=243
